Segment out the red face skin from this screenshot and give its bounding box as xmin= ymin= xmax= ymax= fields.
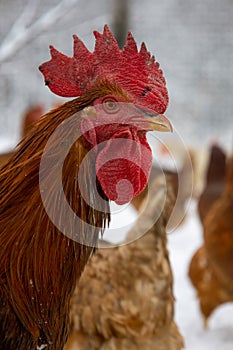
xmin=81 ymin=95 xmax=152 ymax=205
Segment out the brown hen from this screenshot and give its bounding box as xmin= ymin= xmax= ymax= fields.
xmin=197 ymin=144 xmax=227 ymax=224
xmin=189 ymin=154 xmax=233 ymax=324
xmin=65 ymin=176 xmax=184 ymax=350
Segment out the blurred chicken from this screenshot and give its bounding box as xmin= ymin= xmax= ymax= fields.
xmin=188 ymin=147 xmax=209 ymax=197
xmin=0 ymin=104 xmax=44 ymax=166
xmin=131 ymin=167 xmax=178 ymax=212
xmin=189 ymin=154 xmax=233 ymax=325
xmin=197 ymin=144 xmax=227 ymax=224
xmin=65 ymin=176 xmax=184 ymax=350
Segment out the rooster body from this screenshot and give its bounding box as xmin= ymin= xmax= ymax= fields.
xmin=0 ymin=26 xmax=172 ymax=348
xmin=0 ymin=100 xmax=110 ymax=349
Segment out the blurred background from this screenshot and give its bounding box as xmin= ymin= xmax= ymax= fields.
xmin=0 ymin=1 xmax=233 ymax=349
xmin=0 ymin=0 xmax=232 ymax=150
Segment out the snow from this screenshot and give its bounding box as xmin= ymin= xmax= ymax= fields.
xmin=0 ymin=138 xmax=17 ymax=153
xmin=99 ymin=201 xmax=138 ymax=244
xmin=36 ymin=345 xmax=48 ymax=350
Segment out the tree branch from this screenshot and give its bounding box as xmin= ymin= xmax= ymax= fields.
xmin=4 ymin=0 xmax=38 ymax=43
xmin=0 ymin=0 xmax=80 ymax=63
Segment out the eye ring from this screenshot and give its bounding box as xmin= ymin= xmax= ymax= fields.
xmin=103 ymin=98 xmax=120 ymax=114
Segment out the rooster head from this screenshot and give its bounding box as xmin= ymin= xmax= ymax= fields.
xmin=39 ymin=25 xmax=172 ymax=205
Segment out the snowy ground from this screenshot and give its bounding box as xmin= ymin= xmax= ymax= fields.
xmin=0 ymin=137 xmax=17 ymax=153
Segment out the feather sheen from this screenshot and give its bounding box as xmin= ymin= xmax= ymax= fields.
xmin=0 ymin=90 xmax=112 ymax=349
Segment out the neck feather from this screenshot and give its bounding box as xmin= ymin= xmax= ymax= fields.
xmin=0 ymin=98 xmax=110 ymax=347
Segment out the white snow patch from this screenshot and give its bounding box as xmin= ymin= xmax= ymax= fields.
xmin=0 ymin=138 xmax=16 ymax=153
xmin=36 ymin=345 xmax=47 ymax=350
xmin=101 ymin=202 xmax=138 ymax=244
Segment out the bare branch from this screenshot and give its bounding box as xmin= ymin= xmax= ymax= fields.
xmin=4 ymin=0 xmax=38 ymax=42
xmin=0 ymin=0 xmax=80 ymax=63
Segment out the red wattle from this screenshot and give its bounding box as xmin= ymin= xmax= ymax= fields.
xmin=96 ymin=129 xmax=152 ymax=204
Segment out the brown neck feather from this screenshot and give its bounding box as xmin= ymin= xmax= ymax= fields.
xmin=0 ymin=95 xmax=110 ymax=347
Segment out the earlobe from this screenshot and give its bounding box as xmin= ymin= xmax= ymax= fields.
xmin=80 ymin=116 xmax=97 ymax=148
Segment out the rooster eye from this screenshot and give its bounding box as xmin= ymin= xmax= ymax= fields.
xmin=103 ymin=99 xmax=119 ymax=114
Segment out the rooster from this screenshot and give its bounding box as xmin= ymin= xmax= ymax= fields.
xmin=0 ymin=25 xmax=172 ymax=349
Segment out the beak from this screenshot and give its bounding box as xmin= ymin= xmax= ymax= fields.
xmin=134 ymin=109 xmax=173 ymax=132
xmin=144 ymin=113 xmax=173 ymax=132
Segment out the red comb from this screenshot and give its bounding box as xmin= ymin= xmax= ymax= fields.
xmin=39 ymin=25 xmax=168 ymax=114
